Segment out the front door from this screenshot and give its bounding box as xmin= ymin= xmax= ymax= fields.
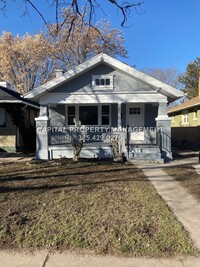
xmin=126 ymin=104 xmax=144 ymax=127
xmin=126 ymin=104 xmax=144 ymax=142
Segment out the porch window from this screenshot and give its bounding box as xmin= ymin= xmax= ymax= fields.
xmin=79 ymin=106 xmax=98 ymax=125
xmin=92 ymin=75 xmax=114 ymax=89
xmin=67 ymin=106 xmax=75 ymax=125
xmin=0 ymin=107 xmax=6 ymax=127
xmin=101 ymin=105 xmax=110 ymax=125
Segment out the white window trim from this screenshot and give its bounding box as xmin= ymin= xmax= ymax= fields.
xmin=182 ymin=110 xmax=189 ymax=125
xmin=193 ymin=108 xmax=198 ymax=120
xmin=92 ymin=75 xmax=114 ymax=90
xmin=66 ymin=104 xmax=111 ymax=126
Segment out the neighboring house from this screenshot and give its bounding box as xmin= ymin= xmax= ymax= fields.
xmin=25 ymin=53 xmax=183 ymax=162
xmin=0 ymin=83 xmax=39 ymax=152
xmin=168 ymin=91 xmax=200 ymax=147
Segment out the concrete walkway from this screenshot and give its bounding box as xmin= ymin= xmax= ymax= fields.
xmin=135 ymin=160 xmax=200 ymax=251
xmin=0 ymin=250 xmax=200 ymax=267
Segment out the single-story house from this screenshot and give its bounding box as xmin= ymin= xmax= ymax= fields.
xmin=0 ymin=82 xmax=39 ymax=152
xmin=25 ymin=53 xmax=184 ymax=162
xmin=168 ymin=87 xmax=200 ymax=147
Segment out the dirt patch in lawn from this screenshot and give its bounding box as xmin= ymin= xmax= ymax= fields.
xmin=0 ymin=158 xmax=198 ymax=257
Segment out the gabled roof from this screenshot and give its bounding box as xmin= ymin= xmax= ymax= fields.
xmin=168 ymin=96 xmax=200 ymax=114
xmin=0 ymin=85 xmax=39 ymax=109
xmin=25 ymin=53 xmax=184 ymax=101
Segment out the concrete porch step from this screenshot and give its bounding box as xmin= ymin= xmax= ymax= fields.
xmin=127 ymin=145 xmax=163 ymax=162
xmin=130 ymin=147 xmax=160 ymax=153
xmin=133 ymin=152 xmax=161 ymax=159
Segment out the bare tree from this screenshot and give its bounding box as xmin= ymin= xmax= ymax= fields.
xmin=0 ymin=9 xmax=127 ymax=93
xmin=0 ymin=0 xmax=144 ymax=34
xmin=141 ymin=67 xmax=182 ymax=89
xmin=141 ymin=67 xmax=185 ymax=107
xmin=48 ymin=8 xmax=127 ymax=70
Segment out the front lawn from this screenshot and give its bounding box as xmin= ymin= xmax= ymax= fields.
xmin=0 ymin=159 xmax=198 ymax=256
xmin=165 ymin=165 xmax=200 ymax=202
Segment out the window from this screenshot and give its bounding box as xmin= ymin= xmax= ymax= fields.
xmin=67 ymin=106 xmax=75 ymax=125
xmin=101 ymin=105 xmax=110 ymax=125
xmin=95 ymin=78 xmax=110 ymax=86
xmin=66 ymin=105 xmax=110 ymax=126
xmin=79 ymin=106 xmax=98 ymax=125
xmin=193 ymin=108 xmax=198 ymax=120
xmin=92 ymin=75 xmax=114 ymax=89
xmin=0 ymin=108 xmax=6 ymax=127
xmin=129 ymin=107 xmax=141 ymax=115
xmin=182 ymin=110 xmax=188 ymax=124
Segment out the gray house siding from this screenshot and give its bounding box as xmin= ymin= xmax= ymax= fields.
xmin=49 ymin=105 xmax=65 ymax=127
xmin=144 ymin=104 xmax=158 ymax=127
xmin=51 ymin=63 xmax=154 ymax=94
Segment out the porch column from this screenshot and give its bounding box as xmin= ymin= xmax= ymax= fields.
xmin=156 ymin=102 xmax=172 ymax=160
xmin=35 ymin=104 xmax=50 ymax=160
xmin=117 ymin=102 xmax=126 ymax=155
xmin=118 ymin=102 xmax=122 ymax=127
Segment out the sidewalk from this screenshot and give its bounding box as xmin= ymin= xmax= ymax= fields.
xmin=135 ymin=152 xmax=200 ymax=251
xmin=0 ymin=250 xmax=200 ymax=267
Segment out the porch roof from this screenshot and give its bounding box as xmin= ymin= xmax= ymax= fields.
xmin=167 ymin=96 xmax=200 ymax=114
xmin=0 ymin=85 xmax=39 ymax=109
xmin=25 ymin=53 xmax=184 ymax=102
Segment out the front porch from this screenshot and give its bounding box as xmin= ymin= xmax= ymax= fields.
xmin=47 ymin=127 xmax=167 ymax=162
xmin=36 ymin=102 xmax=172 ymax=162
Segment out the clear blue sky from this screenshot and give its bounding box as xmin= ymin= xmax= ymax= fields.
xmin=0 ymin=0 xmax=200 ymax=73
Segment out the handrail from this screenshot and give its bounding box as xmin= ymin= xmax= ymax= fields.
xmin=156 ymin=130 xmax=172 ymax=155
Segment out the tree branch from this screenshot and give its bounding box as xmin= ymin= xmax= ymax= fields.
xmin=108 ymin=0 xmax=144 ymax=26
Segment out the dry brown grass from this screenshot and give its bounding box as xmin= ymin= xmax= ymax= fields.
xmin=0 ymin=158 xmax=198 ymax=256
xmin=164 ymin=165 xmax=200 ymax=202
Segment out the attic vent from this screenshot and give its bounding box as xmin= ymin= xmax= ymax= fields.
xmin=92 ymin=75 xmax=114 ymax=90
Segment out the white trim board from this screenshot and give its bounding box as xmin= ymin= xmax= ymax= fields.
xmin=40 ymin=93 xmax=167 ymax=105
